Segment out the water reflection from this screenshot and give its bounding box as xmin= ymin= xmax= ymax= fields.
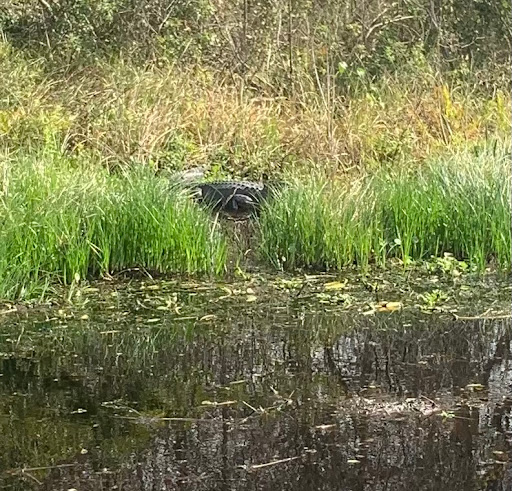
xmin=0 ymin=306 xmax=510 ymax=490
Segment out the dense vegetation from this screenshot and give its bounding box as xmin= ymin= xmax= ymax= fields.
xmin=0 ymin=0 xmax=510 ymax=173
xmin=259 ymin=144 xmax=511 ymax=271
xmin=0 ymin=153 xmax=226 ymax=299
xmin=0 ymin=1 xmax=510 ymax=299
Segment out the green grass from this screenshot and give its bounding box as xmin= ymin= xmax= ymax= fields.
xmin=0 ymin=151 xmax=227 ymax=300
xmin=0 ymin=142 xmax=510 ymax=301
xmin=259 ymin=143 xmax=511 ymax=272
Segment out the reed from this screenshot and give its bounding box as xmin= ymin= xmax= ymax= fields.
xmin=259 ymin=143 xmax=511 ymax=271
xmin=0 ymin=151 xmax=227 ymax=300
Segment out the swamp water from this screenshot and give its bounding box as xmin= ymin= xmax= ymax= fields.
xmin=0 ymin=274 xmax=510 ymax=490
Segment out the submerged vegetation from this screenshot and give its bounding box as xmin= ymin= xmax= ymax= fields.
xmin=1 ymin=278 xmax=510 ymax=489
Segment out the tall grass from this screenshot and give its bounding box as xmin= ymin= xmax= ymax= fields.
xmin=0 ymin=42 xmax=510 ymax=177
xmin=0 ymin=151 xmax=227 ymax=300
xmin=0 ymin=143 xmax=509 ymax=301
xmin=0 ymin=42 xmax=510 ymax=299
xmin=259 ymin=143 xmax=511 ymax=271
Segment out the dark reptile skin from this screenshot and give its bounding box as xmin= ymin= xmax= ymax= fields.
xmin=184 ymin=180 xmax=285 ymax=214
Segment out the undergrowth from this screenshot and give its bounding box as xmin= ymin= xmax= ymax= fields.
xmin=0 ymin=42 xmax=510 ymax=177
xmin=0 ymin=35 xmax=510 ymax=300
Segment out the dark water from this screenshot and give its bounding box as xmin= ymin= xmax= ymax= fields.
xmin=0 ymin=283 xmax=511 ymax=490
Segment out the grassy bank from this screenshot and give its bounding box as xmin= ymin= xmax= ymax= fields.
xmin=0 ymin=22 xmax=510 ymax=301
xmin=259 ymin=144 xmax=511 ymax=272
xmin=0 ymin=144 xmax=509 ymax=301
xmin=0 ymin=152 xmax=227 ymax=300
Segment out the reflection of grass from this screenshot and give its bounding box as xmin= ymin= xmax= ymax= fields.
xmin=0 ymin=412 xmax=93 ymax=485
xmin=0 ymin=387 xmax=153 ymax=487
xmin=259 ymin=143 xmax=511 ymax=272
xmin=0 ymin=152 xmax=227 ymax=300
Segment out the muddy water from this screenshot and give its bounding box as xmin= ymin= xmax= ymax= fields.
xmin=0 ymin=280 xmax=511 ymax=490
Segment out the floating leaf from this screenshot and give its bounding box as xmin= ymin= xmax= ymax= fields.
xmin=385 ymin=302 xmax=402 ymax=311
xmin=375 ymin=301 xmax=402 ymax=312
xmin=315 ymin=424 xmax=336 ymax=430
xmin=218 ymin=287 xmax=233 ymax=300
xmin=71 ymin=408 xmax=87 ymax=414
xmin=324 ymin=281 xmax=347 ymax=291
xmin=246 ymin=295 xmax=257 ymax=303
xmin=362 ymin=309 xmax=375 ymax=316
xmin=466 ymin=383 xmax=485 ymax=391
xmin=201 ymin=400 xmax=237 ymax=406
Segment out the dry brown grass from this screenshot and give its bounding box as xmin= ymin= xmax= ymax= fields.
xmin=1 ymin=44 xmax=509 ymax=177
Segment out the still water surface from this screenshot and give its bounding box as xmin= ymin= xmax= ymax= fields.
xmin=0 ymin=279 xmax=510 ymax=490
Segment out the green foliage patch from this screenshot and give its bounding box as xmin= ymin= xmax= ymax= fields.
xmin=259 ymin=143 xmax=511 ymax=272
xmin=0 ymin=151 xmax=226 ymax=300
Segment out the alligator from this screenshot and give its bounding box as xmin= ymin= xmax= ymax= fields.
xmin=171 ymin=167 xmax=283 ymax=216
